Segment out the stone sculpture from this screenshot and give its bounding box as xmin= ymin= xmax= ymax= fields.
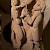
xmin=43 ymin=0 xmax=50 ymax=29
xmin=11 ymin=0 xmax=46 ymax=50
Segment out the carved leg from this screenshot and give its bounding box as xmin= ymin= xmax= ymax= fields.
xmin=11 ymin=20 xmax=23 ymax=49
xmin=11 ymin=30 xmax=19 ymax=49
xmin=32 ymin=27 xmax=40 ymax=50
xmin=21 ymin=41 xmax=33 ymax=50
xmin=22 ymin=20 xmax=33 ymax=50
xmin=32 ymin=13 xmax=42 ymax=50
xmin=11 ymin=30 xmax=21 ymax=49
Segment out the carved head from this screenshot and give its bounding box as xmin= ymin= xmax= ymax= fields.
xmin=11 ymin=0 xmax=17 ymax=6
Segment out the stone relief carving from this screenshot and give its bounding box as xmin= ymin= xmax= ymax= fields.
xmin=43 ymin=0 xmax=50 ymax=29
xmin=11 ymin=0 xmax=46 ymax=50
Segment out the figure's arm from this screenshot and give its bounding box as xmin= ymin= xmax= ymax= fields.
xmin=22 ymin=19 xmax=30 ymax=32
xmin=20 ymin=7 xmax=32 ymax=25
xmin=20 ymin=7 xmax=28 ymax=18
xmin=21 ymin=9 xmax=41 ymax=26
xmin=33 ymin=13 xmax=42 ymax=28
xmin=33 ymin=0 xmax=46 ymax=12
xmin=16 ymin=0 xmax=33 ymax=9
xmin=31 ymin=11 xmax=40 ymax=23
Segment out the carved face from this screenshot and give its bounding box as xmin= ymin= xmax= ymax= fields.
xmin=11 ymin=0 xmax=17 ymax=6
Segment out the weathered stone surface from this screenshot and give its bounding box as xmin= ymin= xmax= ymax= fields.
xmin=11 ymin=0 xmax=46 ymax=50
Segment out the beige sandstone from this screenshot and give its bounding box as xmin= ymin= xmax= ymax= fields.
xmin=11 ymin=0 xmax=46 ymax=50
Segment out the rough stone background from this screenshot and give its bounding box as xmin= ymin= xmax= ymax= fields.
xmin=0 ymin=0 xmax=50 ymax=50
